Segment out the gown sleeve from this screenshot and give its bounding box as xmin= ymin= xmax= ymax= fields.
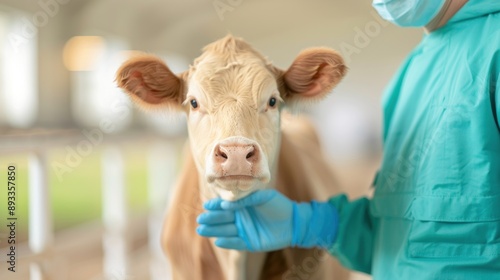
xmin=326 ymin=194 xmax=375 ymax=274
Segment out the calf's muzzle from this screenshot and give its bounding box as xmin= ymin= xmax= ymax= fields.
xmin=214 ymin=141 xmax=259 ymax=178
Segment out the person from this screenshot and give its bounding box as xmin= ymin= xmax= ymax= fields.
xmin=196 ymin=0 xmax=500 ymax=278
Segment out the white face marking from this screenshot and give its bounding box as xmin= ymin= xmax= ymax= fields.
xmin=184 ymin=59 xmax=282 ymax=200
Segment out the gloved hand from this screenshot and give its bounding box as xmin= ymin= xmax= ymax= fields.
xmin=196 ymin=189 xmax=339 ymax=252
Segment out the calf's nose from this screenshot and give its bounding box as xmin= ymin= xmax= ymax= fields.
xmin=214 ymin=143 xmax=259 ymax=176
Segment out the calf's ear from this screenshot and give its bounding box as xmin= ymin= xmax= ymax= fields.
xmin=279 ymin=48 xmax=346 ymax=104
xmin=116 ymin=53 xmax=185 ymax=110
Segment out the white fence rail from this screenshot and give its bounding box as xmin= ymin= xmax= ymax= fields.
xmin=0 ymin=129 xmax=183 ymax=280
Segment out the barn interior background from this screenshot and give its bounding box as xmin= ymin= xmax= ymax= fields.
xmin=0 ymin=0 xmax=422 ymax=279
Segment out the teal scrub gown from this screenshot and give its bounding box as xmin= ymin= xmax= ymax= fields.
xmin=327 ymin=1 xmax=500 ymax=279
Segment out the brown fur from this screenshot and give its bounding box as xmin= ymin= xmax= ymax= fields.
xmin=161 ymin=147 xmax=224 ymax=280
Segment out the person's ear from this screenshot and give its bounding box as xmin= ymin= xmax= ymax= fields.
xmin=116 ymin=53 xmax=186 ymax=110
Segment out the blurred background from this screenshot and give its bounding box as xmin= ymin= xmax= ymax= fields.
xmin=0 ymin=0 xmax=422 ymax=279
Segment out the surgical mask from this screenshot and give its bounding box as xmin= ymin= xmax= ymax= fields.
xmin=372 ymin=0 xmax=450 ymax=27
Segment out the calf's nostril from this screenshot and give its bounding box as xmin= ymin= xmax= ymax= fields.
xmin=246 ymin=151 xmax=255 ymax=159
xmin=220 ymin=151 xmax=228 ymax=159
xmin=215 ymin=145 xmax=228 ymax=160
xmin=245 ymin=146 xmax=257 ymax=160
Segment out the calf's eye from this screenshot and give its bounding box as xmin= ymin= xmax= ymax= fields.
xmin=190 ymin=99 xmax=198 ymax=109
xmin=268 ymin=97 xmax=277 ymax=108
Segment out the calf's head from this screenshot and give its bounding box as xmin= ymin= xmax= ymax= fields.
xmin=116 ymin=36 xmax=346 ymax=201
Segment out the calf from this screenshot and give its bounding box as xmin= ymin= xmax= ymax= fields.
xmin=116 ymin=35 xmax=349 ymax=280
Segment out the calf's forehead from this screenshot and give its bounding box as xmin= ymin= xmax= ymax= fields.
xmin=190 ymin=56 xmax=277 ymax=104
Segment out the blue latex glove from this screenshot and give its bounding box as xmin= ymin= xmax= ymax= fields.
xmin=196 ymin=189 xmax=339 ymax=252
